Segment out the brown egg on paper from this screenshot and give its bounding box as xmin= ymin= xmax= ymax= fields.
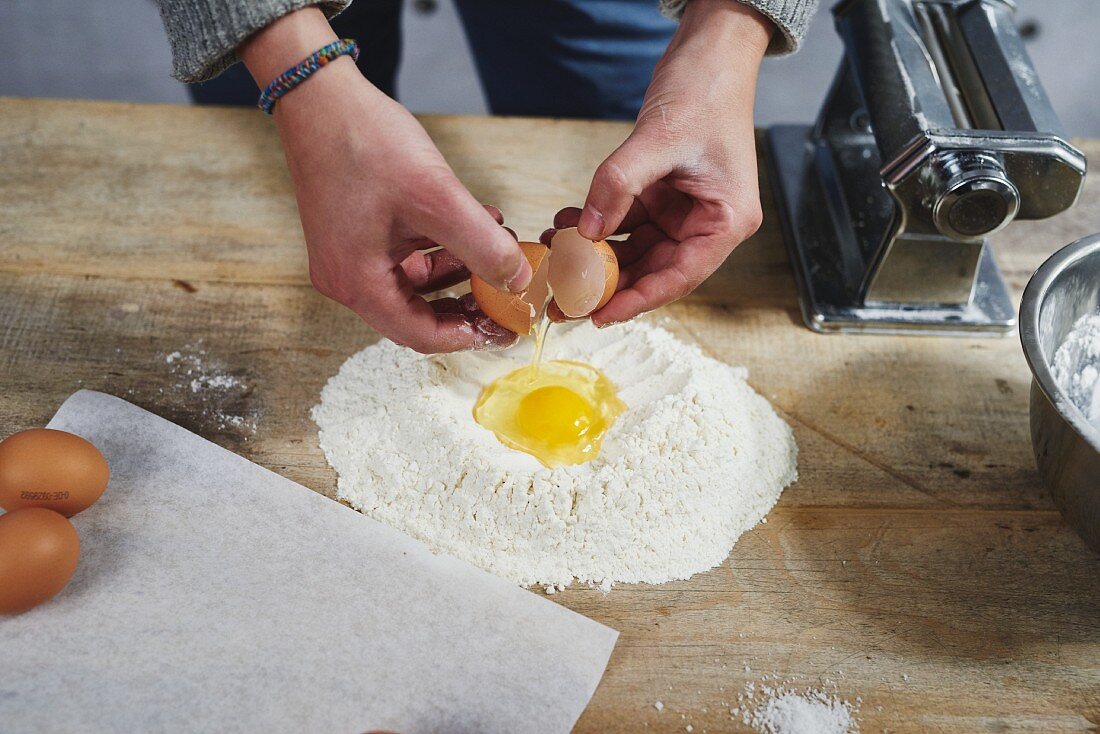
xmin=472 ymin=229 xmax=618 ymax=332
xmin=0 ymin=428 xmax=110 ymax=517
xmin=0 ymin=507 xmax=81 ymax=614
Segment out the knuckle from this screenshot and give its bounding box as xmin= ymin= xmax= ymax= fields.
xmin=483 ymin=242 xmax=522 ymax=285
xmin=739 ymin=203 xmax=764 ymax=239
xmin=403 ymin=170 xmax=451 ymax=213
xmin=596 ymin=158 xmax=632 ymax=195
xmin=308 ymin=265 xmax=335 ymax=299
xmin=716 ymin=198 xmax=763 ymax=244
xmin=675 ymin=269 xmax=699 ymax=299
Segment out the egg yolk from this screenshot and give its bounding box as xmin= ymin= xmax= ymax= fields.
xmin=516 ymin=386 xmax=594 ymax=446
xmin=473 ymin=360 xmax=625 ymax=468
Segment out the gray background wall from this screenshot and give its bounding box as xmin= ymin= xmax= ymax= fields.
xmin=0 ymin=0 xmax=1096 ymax=135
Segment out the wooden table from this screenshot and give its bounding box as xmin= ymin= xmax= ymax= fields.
xmin=2 ymin=97 xmax=1099 ymax=732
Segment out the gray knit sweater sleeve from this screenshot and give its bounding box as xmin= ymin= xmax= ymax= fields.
xmin=659 ymin=0 xmax=819 ymax=55
xmin=155 ymin=0 xmax=350 ymax=83
xmin=157 ymin=0 xmax=816 ymax=84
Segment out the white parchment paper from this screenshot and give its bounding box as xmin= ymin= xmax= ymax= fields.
xmin=0 ymin=391 xmax=617 ymax=733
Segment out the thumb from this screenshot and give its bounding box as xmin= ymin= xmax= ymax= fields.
xmin=417 ymin=175 xmax=530 ymax=292
xmin=580 ymin=134 xmax=672 ymax=240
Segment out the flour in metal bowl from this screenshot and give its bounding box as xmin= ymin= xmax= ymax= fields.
xmin=1052 ymin=312 xmax=1100 ymax=430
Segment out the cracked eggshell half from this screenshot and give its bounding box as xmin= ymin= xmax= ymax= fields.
xmin=470 ymin=242 xmax=550 ymax=335
xmin=548 ymin=227 xmax=619 ymax=318
xmin=472 ymin=229 xmax=619 ymax=332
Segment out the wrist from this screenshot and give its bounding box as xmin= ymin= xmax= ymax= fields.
xmin=240 ymin=7 xmax=340 ymax=89
xmin=679 ymin=0 xmax=774 ymax=62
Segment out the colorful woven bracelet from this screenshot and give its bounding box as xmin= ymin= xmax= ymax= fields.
xmin=257 ymin=38 xmax=360 ymax=115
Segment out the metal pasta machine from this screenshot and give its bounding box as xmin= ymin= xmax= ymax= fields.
xmin=767 ymin=0 xmax=1087 ymax=335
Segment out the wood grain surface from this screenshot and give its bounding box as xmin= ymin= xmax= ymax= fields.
xmin=1 ymin=97 xmax=1098 ymax=732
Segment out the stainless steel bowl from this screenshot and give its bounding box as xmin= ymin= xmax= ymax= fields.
xmin=1020 ymin=234 xmax=1100 ymax=554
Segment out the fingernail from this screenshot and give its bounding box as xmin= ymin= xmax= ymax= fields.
xmin=504 ymin=256 xmax=532 ymax=293
xmin=578 ymin=206 xmax=604 ymax=240
xmin=485 ymin=204 xmax=504 ymax=224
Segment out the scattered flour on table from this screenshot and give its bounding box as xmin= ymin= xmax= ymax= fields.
xmin=164 ymin=344 xmax=256 ymax=434
xmin=312 ymin=320 xmax=798 ymax=587
xmin=734 ymin=680 xmax=858 ymax=734
xmin=1052 ymin=312 xmax=1100 ymax=430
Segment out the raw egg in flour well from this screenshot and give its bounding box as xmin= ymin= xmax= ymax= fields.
xmin=471 ymin=228 xmax=625 ymax=468
xmin=474 ymin=359 xmax=626 ymax=468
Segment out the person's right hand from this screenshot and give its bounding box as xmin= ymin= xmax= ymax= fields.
xmin=241 ymin=9 xmax=530 ymax=353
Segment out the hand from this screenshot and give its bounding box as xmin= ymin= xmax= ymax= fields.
xmin=544 ymin=0 xmax=773 ymax=327
xmin=241 ymin=9 xmax=530 ymax=353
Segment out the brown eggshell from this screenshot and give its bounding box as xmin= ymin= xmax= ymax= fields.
xmin=590 ymin=239 xmax=619 ymax=312
xmin=0 ymin=428 xmax=110 ymax=517
xmin=0 ymin=507 xmax=81 ymax=614
xmin=548 ymin=228 xmax=619 ymax=318
xmin=470 ymin=242 xmax=550 ymax=335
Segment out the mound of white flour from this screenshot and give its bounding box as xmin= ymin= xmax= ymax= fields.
xmin=1052 ymin=312 xmax=1100 ymax=430
xmin=312 ymin=321 xmax=798 ymax=587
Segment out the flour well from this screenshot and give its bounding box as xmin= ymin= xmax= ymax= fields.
xmin=312 ymin=320 xmax=797 ymax=587
xmin=1052 ymin=312 xmax=1100 ymax=430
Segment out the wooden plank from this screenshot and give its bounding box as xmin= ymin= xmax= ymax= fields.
xmin=2 ymin=97 xmax=1099 ymax=732
xmin=2 ymin=96 xmax=1098 ymax=324
xmin=0 ymin=271 xmax=1059 ymax=511
xmin=0 ymin=97 xmax=631 ymax=284
xmin=0 ymin=100 xmax=308 ymax=283
xmin=575 ymin=508 xmax=1100 ymax=733
xmin=3 ymin=95 xmax=1096 ymax=320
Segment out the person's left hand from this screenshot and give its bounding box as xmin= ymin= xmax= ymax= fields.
xmin=543 ymin=0 xmax=774 ymax=326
